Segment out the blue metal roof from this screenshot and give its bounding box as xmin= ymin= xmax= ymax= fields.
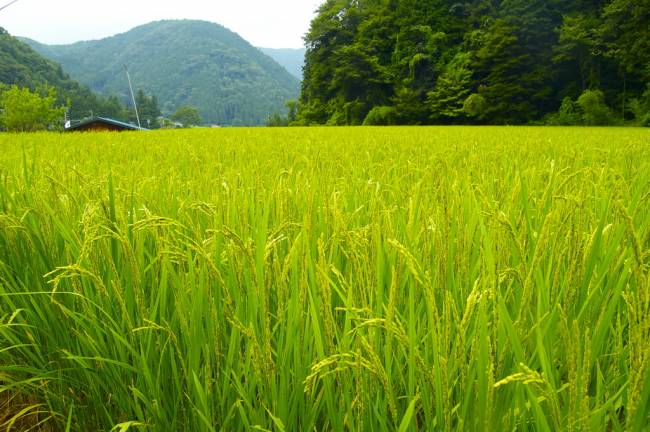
xmin=65 ymin=117 xmax=149 ymax=131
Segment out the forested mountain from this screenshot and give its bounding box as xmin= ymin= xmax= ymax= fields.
xmin=299 ymin=0 xmax=650 ymax=126
xmin=259 ymin=48 xmax=306 ymax=79
xmin=0 ymin=27 xmax=129 ymax=121
xmin=23 ymin=20 xmax=301 ymax=126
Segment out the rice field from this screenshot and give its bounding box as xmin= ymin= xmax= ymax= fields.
xmin=0 ymin=126 xmax=648 ymax=431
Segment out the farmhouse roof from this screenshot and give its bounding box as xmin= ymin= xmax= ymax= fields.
xmin=65 ymin=117 xmax=149 ymax=132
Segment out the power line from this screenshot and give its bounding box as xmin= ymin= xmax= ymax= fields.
xmin=0 ymin=0 xmax=20 ymax=13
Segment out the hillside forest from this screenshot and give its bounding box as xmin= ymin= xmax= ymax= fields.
xmin=298 ymin=0 xmax=650 ymax=126
xmin=0 ymin=27 xmax=132 ymax=123
xmin=3 ymin=1 xmax=650 ymax=129
xmin=23 ymin=21 xmax=301 ymax=126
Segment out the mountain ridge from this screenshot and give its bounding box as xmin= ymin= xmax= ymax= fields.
xmin=22 ymin=20 xmax=301 ymax=125
xmin=0 ymin=26 xmax=129 ymax=122
xmin=258 ymin=47 xmax=305 ymax=80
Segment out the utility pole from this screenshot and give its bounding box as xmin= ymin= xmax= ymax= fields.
xmin=0 ymin=0 xmax=20 ymax=13
xmin=124 ymin=65 xmax=141 ymax=128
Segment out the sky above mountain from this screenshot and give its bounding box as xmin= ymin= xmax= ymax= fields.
xmin=0 ymin=0 xmax=322 ymax=48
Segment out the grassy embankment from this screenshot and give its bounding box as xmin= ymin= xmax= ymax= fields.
xmin=0 ymin=127 xmax=648 ymax=431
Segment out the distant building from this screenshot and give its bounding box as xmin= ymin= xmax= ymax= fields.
xmin=158 ymin=117 xmax=184 ymax=129
xmin=64 ymin=117 xmax=148 ymax=132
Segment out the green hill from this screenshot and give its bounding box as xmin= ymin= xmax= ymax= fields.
xmin=0 ymin=27 xmax=128 ymax=121
xmin=299 ymin=0 xmax=649 ymax=126
xmin=23 ymin=20 xmax=301 ymax=125
xmin=259 ymin=48 xmax=305 ymax=80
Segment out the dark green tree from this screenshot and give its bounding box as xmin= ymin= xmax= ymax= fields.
xmin=554 ymin=14 xmax=603 ymax=92
xmin=172 ymin=105 xmax=203 ymax=127
xmin=629 ymin=86 xmax=650 ymax=126
xmin=600 ymin=0 xmax=650 ymax=81
xmin=428 ymin=52 xmax=473 ymax=122
xmin=135 ymin=89 xmax=162 ymax=129
xmin=599 ymin=0 xmax=650 ymax=117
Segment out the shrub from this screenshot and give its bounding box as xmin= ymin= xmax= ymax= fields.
xmin=363 ymin=106 xmax=397 ymax=126
xmin=576 ymin=89 xmax=613 ymax=126
xmin=0 ymin=85 xmax=65 ymax=132
xmin=266 ymin=112 xmax=288 ymax=127
xmin=343 ymin=101 xmax=366 ymax=126
xmin=171 ymin=105 xmax=203 ymax=127
xmin=545 ymin=97 xmax=581 ymax=125
xmin=629 ymin=85 xmax=650 ymax=127
xmin=463 ymin=93 xmax=487 ymax=118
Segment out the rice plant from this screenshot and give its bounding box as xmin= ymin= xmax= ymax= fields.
xmin=0 ymin=126 xmax=648 ymax=431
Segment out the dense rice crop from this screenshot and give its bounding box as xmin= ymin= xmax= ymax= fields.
xmin=0 ymin=127 xmax=648 ymax=431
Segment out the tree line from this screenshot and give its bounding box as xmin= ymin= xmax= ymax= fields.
xmin=0 ymin=28 xmax=204 ymax=132
xmin=0 ymin=85 xmax=204 ymax=132
xmin=296 ymin=0 xmax=649 ymax=126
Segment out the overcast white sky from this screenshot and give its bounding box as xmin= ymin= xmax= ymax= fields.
xmin=0 ymin=0 xmax=322 ymax=48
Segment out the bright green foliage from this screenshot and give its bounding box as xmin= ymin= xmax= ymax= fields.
xmin=463 ymin=93 xmax=487 ymax=119
xmin=0 ymin=85 xmax=65 ymax=131
xmin=545 ymin=97 xmax=582 ymax=126
xmin=427 ymin=52 xmax=473 ymax=122
xmin=171 ymin=105 xmax=203 ymax=127
xmin=0 ymin=127 xmax=649 ymax=431
xmin=577 ymin=89 xmax=614 ymax=126
xmin=363 ymin=106 xmax=397 ymax=125
xmin=546 ymin=90 xmax=617 ymax=126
